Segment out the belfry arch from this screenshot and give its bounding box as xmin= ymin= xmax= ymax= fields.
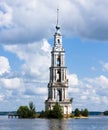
xmin=57 ymin=89 xmax=62 ymax=101
xmin=57 ymin=57 xmax=60 ymax=66
xmin=58 ymin=39 xmax=60 ymax=44
xmin=57 ymin=70 xmax=61 ymax=82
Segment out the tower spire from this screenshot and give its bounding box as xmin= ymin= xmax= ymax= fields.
xmin=56 ymin=8 xmax=60 ymax=30
xmin=57 ymin=8 xmax=59 ymax=27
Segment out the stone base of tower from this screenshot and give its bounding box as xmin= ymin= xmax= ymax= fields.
xmin=45 ymin=100 xmax=72 ymax=115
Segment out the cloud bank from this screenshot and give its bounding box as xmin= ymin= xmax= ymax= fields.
xmin=0 ymin=0 xmax=108 ymax=44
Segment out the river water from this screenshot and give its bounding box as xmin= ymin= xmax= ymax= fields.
xmin=0 ymin=116 xmax=108 ymax=130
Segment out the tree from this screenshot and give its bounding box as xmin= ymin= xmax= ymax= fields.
xmin=82 ymin=109 xmax=89 ymax=117
xmin=28 ymin=101 xmax=36 ymax=118
xmin=39 ymin=110 xmax=46 ymax=118
xmin=103 ymin=111 xmax=108 ymax=115
xmin=52 ymin=102 xmax=63 ymax=119
xmin=17 ymin=106 xmax=29 ymax=118
xmin=80 ymin=109 xmax=84 ymax=116
xmin=17 ymin=101 xmax=36 ymax=118
xmin=45 ymin=102 xmax=63 ymax=119
xmin=46 ymin=110 xmax=54 ymax=118
xmin=74 ymin=108 xmax=80 ymax=117
xmin=74 ymin=108 xmax=89 ymax=117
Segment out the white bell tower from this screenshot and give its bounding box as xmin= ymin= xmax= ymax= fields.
xmin=45 ymin=9 xmax=72 ymax=115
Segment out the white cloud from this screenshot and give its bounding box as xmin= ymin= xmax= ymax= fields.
xmin=0 ymin=2 xmax=12 ymax=28
xmin=68 ymin=74 xmax=108 ymax=111
xmin=68 ymin=74 xmax=81 ymax=94
xmin=0 ymin=0 xmax=108 ymax=44
xmin=0 ymin=56 xmax=10 ymax=75
xmin=72 ymin=0 xmax=108 ymax=40
xmin=81 ymin=95 xmax=87 ymax=100
xmin=3 ymin=39 xmax=51 ymax=80
xmin=25 ymin=87 xmax=47 ymax=95
xmin=90 ymin=96 xmax=100 ymax=104
xmin=35 ymin=87 xmax=47 ymax=95
xmin=85 ymin=75 xmax=108 ymax=89
xmin=96 ymin=75 xmax=108 ymax=88
xmin=0 ymin=77 xmax=23 ymax=89
xmin=0 ymin=94 xmax=5 ymax=101
xmin=68 ymin=74 xmax=79 ymax=86
xmin=102 ymin=96 xmax=108 ymax=104
xmin=78 ymin=75 xmax=108 ymax=110
xmin=0 ymin=0 xmax=54 ymax=43
xmin=0 ymin=39 xmax=51 ymax=111
xmin=101 ymin=61 xmax=108 ymax=71
xmin=69 ymin=87 xmax=79 ymax=93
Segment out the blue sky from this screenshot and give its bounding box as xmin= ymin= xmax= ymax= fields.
xmin=0 ymin=0 xmax=108 ymax=112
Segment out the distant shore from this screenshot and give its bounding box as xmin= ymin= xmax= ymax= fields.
xmin=0 ymin=111 xmax=105 ymax=117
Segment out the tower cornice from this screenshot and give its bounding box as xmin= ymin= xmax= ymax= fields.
xmin=51 ymin=50 xmax=65 ymax=53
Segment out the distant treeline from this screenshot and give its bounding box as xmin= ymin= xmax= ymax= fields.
xmin=0 ymin=111 xmax=104 ymax=116
xmin=0 ymin=111 xmax=16 ymax=115
xmin=89 ymin=111 xmax=103 ymax=116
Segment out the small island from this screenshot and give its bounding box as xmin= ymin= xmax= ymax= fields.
xmin=15 ymin=101 xmax=88 ymax=119
xmin=17 ymin=101 xmax=36 ymax=118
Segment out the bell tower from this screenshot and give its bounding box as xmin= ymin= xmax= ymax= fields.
xmin=45 ymin=9 xmax=72 ymax=115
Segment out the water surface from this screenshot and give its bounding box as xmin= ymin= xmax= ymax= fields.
xmin=0 ymin=116 xmax=108 ymax=130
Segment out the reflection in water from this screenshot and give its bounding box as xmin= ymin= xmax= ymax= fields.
xmin=48 ymin=119 xmax=67 ymax=130
xmin=0 ymin=116 xmax=108 ymax=130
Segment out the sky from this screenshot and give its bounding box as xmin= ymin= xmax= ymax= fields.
xmin=0 ymin=0 xmax=108 ymax=112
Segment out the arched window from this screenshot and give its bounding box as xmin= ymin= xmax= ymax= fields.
xmin=57 ymin=57 xmax=60 ymax=66
xmin=57 ymin=90 xmax=62 ymax=101
xmin=58 ymin=39 xmax=60 ymax=44
xmin=57 ymin=70 xmax=61 ymax=82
